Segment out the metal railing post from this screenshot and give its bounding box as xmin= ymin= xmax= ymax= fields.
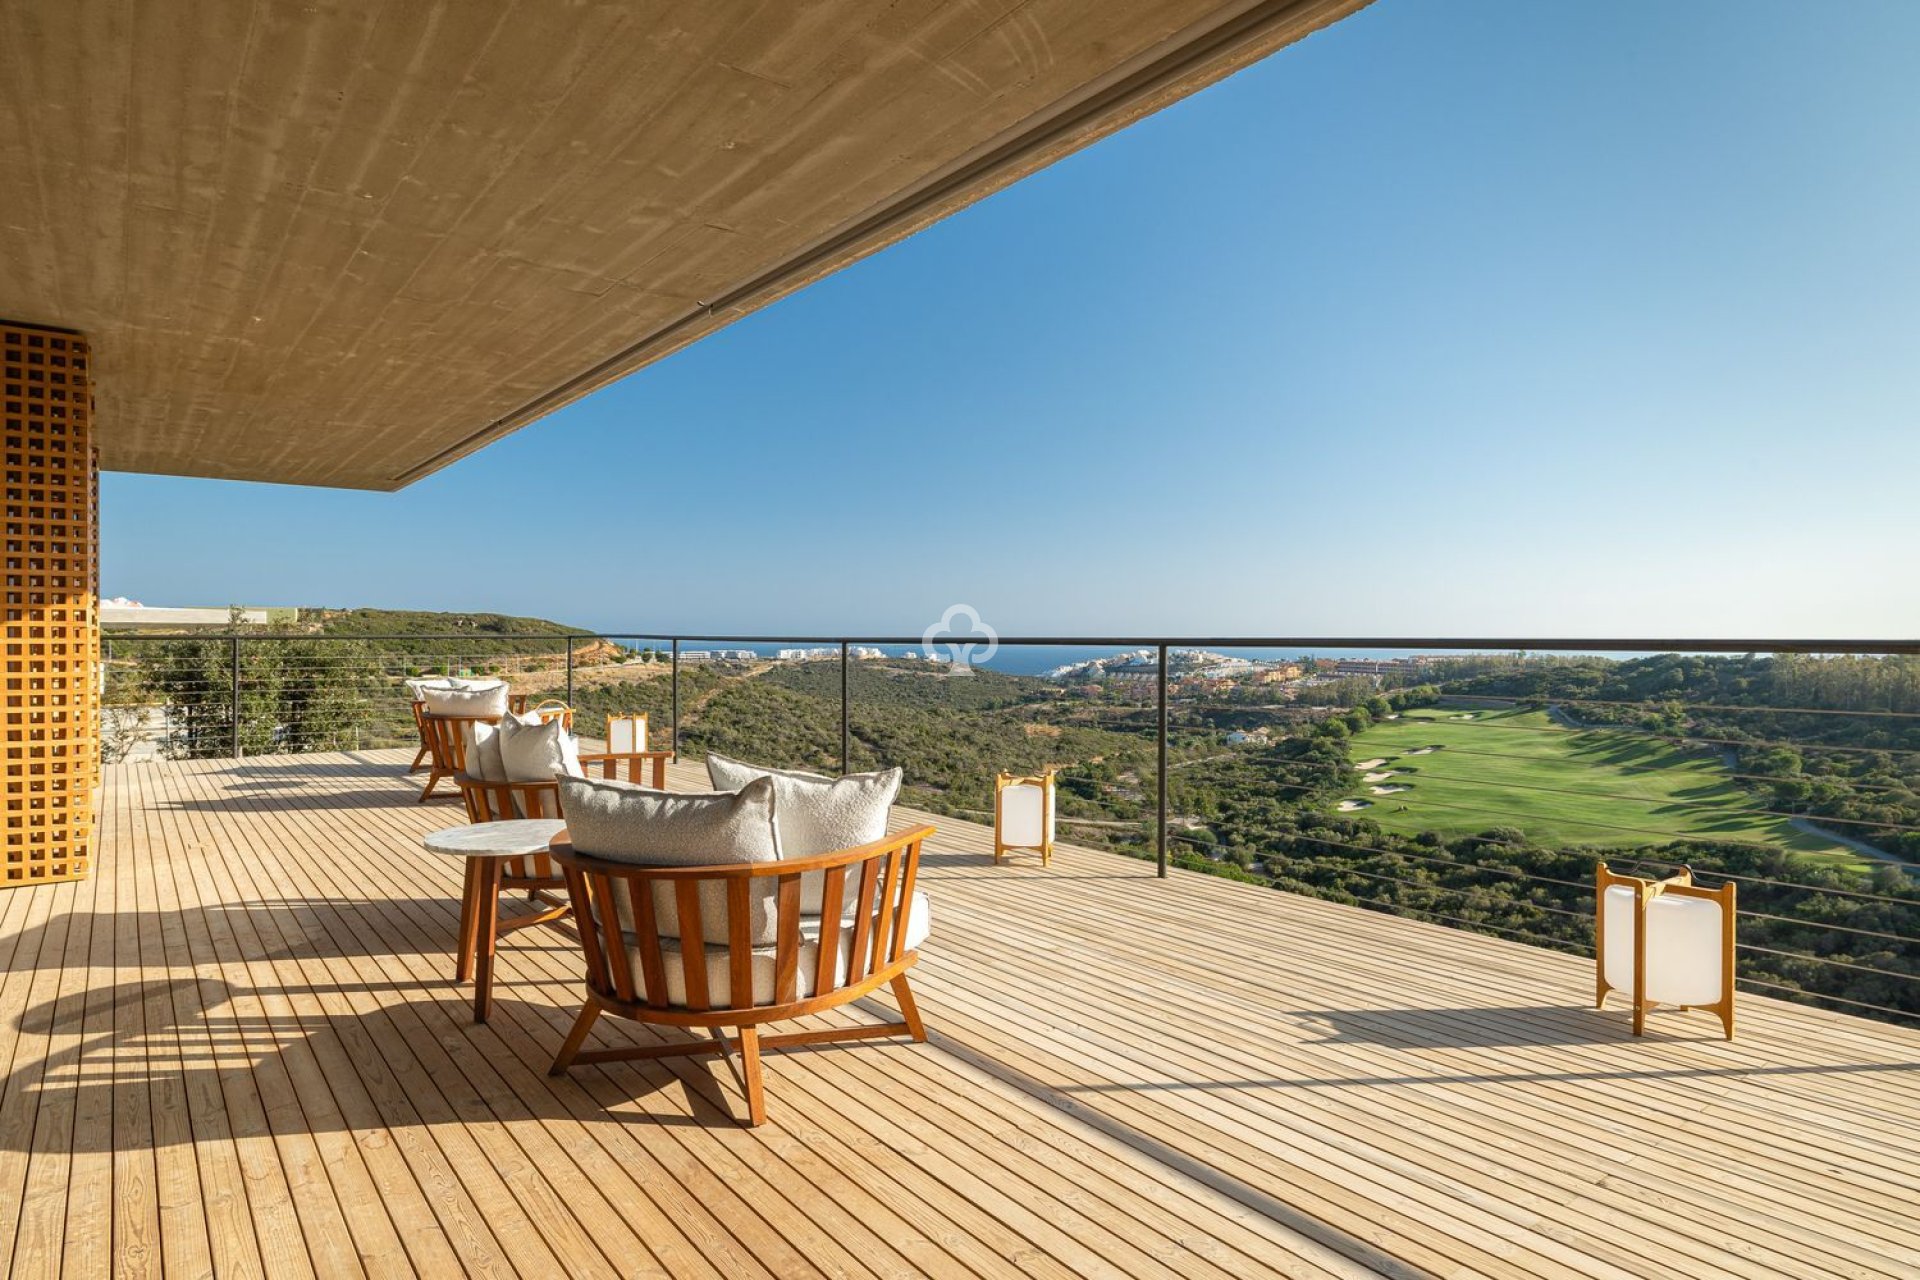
xmin=1157 ymin=642 xmax=1168 ymax=878
xmin=230 ymin=634 xmax=243 ymax=759
xmin=840 ymin=640 xmax=850 ymax=775
xmin=671 ymin=639 xmax=680 ymax=753
xmin=565 ymin=635 xmax=575 ymax=705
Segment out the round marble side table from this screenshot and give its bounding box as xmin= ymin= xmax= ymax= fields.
xmin=423 ymin=818 xmax=569 ymax=1022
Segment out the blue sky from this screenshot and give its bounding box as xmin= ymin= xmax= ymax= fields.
xmin=104 ymin=1 xmax=1920 ymax=638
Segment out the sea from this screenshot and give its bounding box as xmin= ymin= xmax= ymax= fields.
xmin=584 ymin=641 xmax=1667 ymax=678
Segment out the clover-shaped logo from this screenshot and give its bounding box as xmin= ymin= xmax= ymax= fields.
xmin=922 ymin=604 xmax=998 ymax=674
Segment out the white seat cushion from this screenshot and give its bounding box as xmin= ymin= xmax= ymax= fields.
xmin=558 ymin=775 xmax=781 ymax=943
xmin=654 ymin=891 xmax=931 ymax=1007
xmin=706 ymin=752 xmax=901 ymax=913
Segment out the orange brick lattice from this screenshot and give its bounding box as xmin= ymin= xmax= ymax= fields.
xmin=2 ymin=324 xmax=97 ymax=885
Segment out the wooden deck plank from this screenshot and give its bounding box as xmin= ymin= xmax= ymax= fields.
xmin=0 ymin=748 xmax=1913 ymax=1279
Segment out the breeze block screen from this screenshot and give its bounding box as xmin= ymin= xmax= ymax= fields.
xmin=1 ymin=322 xmax=97 ymax=885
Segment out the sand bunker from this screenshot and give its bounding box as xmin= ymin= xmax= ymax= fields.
xmin=1405 ymin=747 xmax=1435 ymax=756
xmin=1353 ymin=758 xmax=1389 ymax=770
xmin=1362 ymin=770 xmax=1396 ymax=783
xmin=1450 ymin=713 xmax=1477 ymax=720
xmin=1337 ymin=799 xmax=1373 ymax=812
xmin=1370 ymin=784 xmax=1410 ymax=796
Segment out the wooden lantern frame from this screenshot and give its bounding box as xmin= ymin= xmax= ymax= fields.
xmin=1595 ymin=862 xmax=1736 ymax=1039
xmin=605 ymin=712 xmax=648 ymax=756
xmin=994 ymin=768 xmax=1057 ymax=867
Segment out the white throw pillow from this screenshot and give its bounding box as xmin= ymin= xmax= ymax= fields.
xmin=420 ymin=682 xmax=510 ymax=717
xmin=499 ymin=715 xmax=583 ymax=783
xmin=557 ymin=775 xmax=780 ymax=944
xmin=705 ymin=752 xmax=901 ymax=913
xmin=461 ymin=719 xmax=506 ymax=781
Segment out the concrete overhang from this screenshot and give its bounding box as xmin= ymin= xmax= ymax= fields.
xmin=0 ymin=0 xmax=1368 ymax=490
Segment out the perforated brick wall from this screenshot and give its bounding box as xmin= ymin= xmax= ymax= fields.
xmin=2 ymin=323 xmax=97 ymax=885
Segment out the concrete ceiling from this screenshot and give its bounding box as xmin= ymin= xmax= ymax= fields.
xmin=0 ymin=0 xmax=1368 ymax=490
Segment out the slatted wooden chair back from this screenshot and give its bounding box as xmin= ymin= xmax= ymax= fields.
xmin=455 ymin=751 xmax=676 ymax=881
xmin=546 ymin=824 xmax=934 ymax=1125
xmin=418 ymin=711 xmax=494 ymax=777
xmin=554 ymin=825 xmax=932 ymax=1024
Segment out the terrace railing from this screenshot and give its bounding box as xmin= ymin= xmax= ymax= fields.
xmin=101 ymin=631 xmax=1920 ymax=1026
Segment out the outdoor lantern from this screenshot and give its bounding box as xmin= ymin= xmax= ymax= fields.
xmin=1595 ymin=862 xmax=1736 ymax=1039
xmin=994 ymin=769 xmax=1057 ymax=867
xmin=606 ymin=713 xmax=648 ymax=755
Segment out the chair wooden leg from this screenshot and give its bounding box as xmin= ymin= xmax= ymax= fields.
xmin=549 ymin=1000 xmax=602 ymax=1075
xmin=409 ymin=743 xmax=428 ymax=772
xmin=737 ymin=1026 xmax=767 ymax=1127
xmin=473 ymin=859 xmax=503 ymax=1023
xmin=418 ymin=770 xmax=441 ymax=803
xmin=454 ymin=860 xmax=481 ymax=982
xmin=890 ymin=974 xmax=927 ymax=1042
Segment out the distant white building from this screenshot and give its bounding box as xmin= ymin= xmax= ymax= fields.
xmin=710 ymin=649 xmax=756 ymax=662
xmin=776 ymin=647 xmax=838 ymax=661
xmin=680 ymin=650 xmax=714 ymax=663
xmin=101 ymin=599 xmax=293 ymax=628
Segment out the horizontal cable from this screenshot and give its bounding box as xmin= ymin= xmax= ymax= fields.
xmin=1170 ymin=817 xmax=1918 ymax=943
xmin=1733 ymin=945 xmax=1919 ymax=983
xmin=1732 ymin=977 xmax=1920 ymax=1023
xmin=1286 ymin=734 xmax=1920 ymax=798
xmin=1204 ymin=825 xmax=1918 ymax=943
xmin=1733 ymin=910 xmax=1918 ymax=946
xmin=1392 ymin=713 xmax=1920 ymax=759
xmin=1539 ymin=695 xmax=1920 ymax=722
xmin=1305 ymin=864 xmax=1590 ymax=919
xmin=1330 ymin=762 xmax=1920 ymax=844
xmin=1340 ymin=894 xmax=1594 ymax=955
xmin=1337 ymin=787 xmax=1920 ymax=869
xmin=1183 ymin=825 xmax=1595 ymax=892
xmin=98 ymin=632 xmax=1920 ymax=653
xmin=1609 ymin=854 xmax=1917 ymax=908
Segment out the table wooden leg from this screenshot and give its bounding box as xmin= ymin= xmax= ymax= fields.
xmin=455 ymin=860 xmax=481 ymax=983
xmin=474 ymin=858 xmax=503 ymax=1023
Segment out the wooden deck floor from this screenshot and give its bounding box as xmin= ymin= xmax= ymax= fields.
xmin=3 ymin=750 xmax=1916 ymax=1278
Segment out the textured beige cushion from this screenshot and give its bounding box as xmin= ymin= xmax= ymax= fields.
xmin=461 ymin=719 xmax=507 ymax=782
xmin=499 ymin=715 xmax=583 ymax=783
xmin=420 ymin=682 xmax=509 ymax=716
xmin=557 ymin=775 xmax=780 ymax=943
xmin=705 ymin=752 xmax=901 ymax=912
xmin=653 ymin=891 xmax=932 ymax=1007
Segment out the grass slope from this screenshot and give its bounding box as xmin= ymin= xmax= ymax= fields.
xmin=1341 ymin=707 xmax=1856 ymax=862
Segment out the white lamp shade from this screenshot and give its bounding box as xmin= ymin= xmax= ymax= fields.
xmin=607 ymin=715 xmax=647 ymax=754
xmin=1603 ymin=885 xmax=1725 ymax=1007
xmin=999 ymin=782 xmax=1051 ymax=847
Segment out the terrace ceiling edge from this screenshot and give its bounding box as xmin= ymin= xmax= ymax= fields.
xmin=0 ymin=0 xmax=1373 ymax=491
xmin=0 ymin=321 xmax=97 ymax=886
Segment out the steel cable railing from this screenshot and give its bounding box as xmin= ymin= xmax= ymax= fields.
xmin=101 ymin=630 xmax=1919 ymax=1024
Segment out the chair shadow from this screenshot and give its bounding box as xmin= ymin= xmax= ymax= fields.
xmin=3 ymin=976 xmax=764 ymax=1149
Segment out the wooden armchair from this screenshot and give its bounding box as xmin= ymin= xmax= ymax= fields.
xmin=446 ymin=749 xmax=675 ymax=1020
xmin=547 ymin=824 xmax=934 ymax=1126
xmin=415 ymin=694 xmax=553 ymax=800
xmin=454 ymin=750 xmax=675 ymax=822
